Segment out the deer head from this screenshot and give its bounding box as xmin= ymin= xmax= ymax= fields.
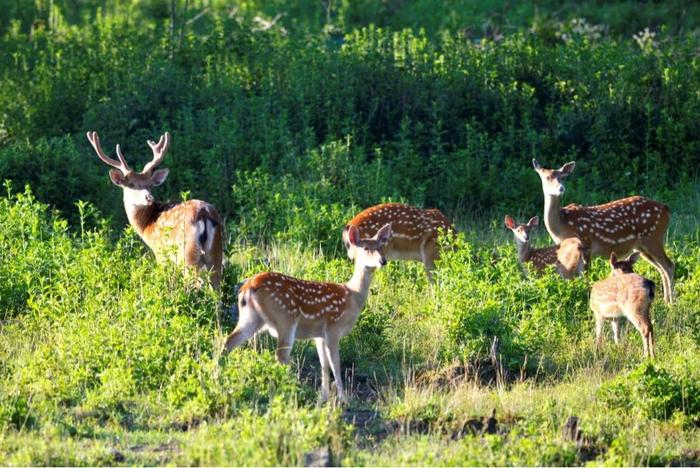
xmin=609 ymin=251 xmax=641 ymax=276
xmin=345 ymin=223 xmax=391 ymax=268
xmin=87 ymin=131 xmax=171 ymax=207
xmin=532 ymin=159 xmax=575 ymax=197
xmin=504 ymin=215 xmax=539 ymax=244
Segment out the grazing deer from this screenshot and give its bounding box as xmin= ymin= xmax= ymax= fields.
xmin=223 ymin=224 xmax=392 ymax=403
xmin=504 ymin=215 xmax=585 ymax=279
xmin=532 ymin=160 xmax=674 ymax=303
xmin=87 ymin=131 xmax=223 ymax=288
xmin=343 ymin=203 xmax=453 ymax=283
xmin=590 ymin=252 xmax=656 ymax=358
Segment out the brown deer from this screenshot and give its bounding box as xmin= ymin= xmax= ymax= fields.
xmin=224 ymin=224 xmax=392 ymax=403
xmin=532 ymin=160 xmax=674 ymax=303
xmin=590 ymin=252 xmax=656 ymax=357
xmin=87 ymin=131 xmax=223 ymax=288
xmin=343 ymin=203 xmax=453 ymax=283
xmin=504 ymin=215 xmax=586 ymax=279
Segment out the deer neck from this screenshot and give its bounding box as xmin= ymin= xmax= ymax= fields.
xmin=123 ymin=197 xmax=161 ymax=241
xmin=514 ymin=239 xmax=532 ymax=264
xmin=543 ymin=193 xmax=565 ymax=243
xmin=345 ymin=262 xmax=376 ymax=308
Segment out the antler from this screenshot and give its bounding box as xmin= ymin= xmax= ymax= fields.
xmin=143 ymin=132 xmax=170 ymax=174
xmin=86 ymin=131 xmax=132 ymax=174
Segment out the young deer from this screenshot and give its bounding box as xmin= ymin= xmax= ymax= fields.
xmin=343 ymin=203 xmax=452 ymax=283
xmin=532 ymin=159 xmax=674 ymax=303
xmin=590 ymin=252 xmax=656 ymax=358
xmin=223 ymin=224 xmax=392 ymax=403
xmin=504 ymin=215 xmax=585 ymax=279
xmin=87 ymin=131 xmax=223 ymax=287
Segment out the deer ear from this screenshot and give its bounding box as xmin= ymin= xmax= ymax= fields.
xmin=347 ymin=226 xmax=361 ymax=246
xmin=151 ymin=168 xmax=169 ymax=186
xmin=609 ymin=252 xmax=618 ymax=266
xmin=527 ymin=216 xmax=539 ymax=227
xmin=532 ymin=159 xmax=542 ymax=170
xmin=109 ymin=170 xmax=127 ymax=186
xmin=504 ymin=215 xmax=516 ymax=230
xmin=376 ymin=223 xmax=392 ymax=245
xmin=560 ymin=161 xmax=575 ymax=176
xmin=628 ymin=251 xmax=641 ymax=264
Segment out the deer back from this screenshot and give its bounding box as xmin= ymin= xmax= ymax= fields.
xmin=344 ymin=203 xmax=452 ymax=252
xmin=561 ymin=196 xmax=670 ymax=252
xmin=242 ymin=272 xmax=351 ymax=325
xmin=591 ymin=273 xmax=655 ymax=317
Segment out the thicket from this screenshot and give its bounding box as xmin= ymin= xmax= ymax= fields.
xmin=1 ymin=1 xmax=699 ymax=252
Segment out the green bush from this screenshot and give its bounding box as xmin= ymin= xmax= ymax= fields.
xmin=434 ymin=232 xmax=592 ymax=370
xmin=599 ymin=356 xmax=700 ymax=423
xmin=0 ymin=186 xmax=306 ymax=433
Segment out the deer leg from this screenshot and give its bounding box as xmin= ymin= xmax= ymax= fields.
xmin=638 ymin=242 xmax=674 ymax=305
xmin=611 ymin=319 xmax=622 ymax=344
xmin=624 ymin=310 xmax=653 ymax=358
xmin=421 ymin=238 xmax=438 ymax=284
xmin=223 ymin=305 xmax=264 ymax=353
xmin=647 ymin=314 xmax=656 ymax=358
xmin=595 ymin=315 xmax=605 ymax=351
xmin=315 ymin=337 xmax=331 ymax=403
xmin=275 ymin=322 xmax=297 ymax=364
xmin=324 ymin=332 xmax=347 ymax=404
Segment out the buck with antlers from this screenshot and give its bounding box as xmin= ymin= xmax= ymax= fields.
xmin=590 ymin=252 xmax=656 ymax=358
xmin=87 ymin=131 xmax=223 ymax=288
xmin=532 ymin=160 xmax=674 ymax=303
xmin=343 ymin=203 xmax=453 ymax=283
xmin=504 ymin=215 xmax=586 ymax=279
xmin=223 ymin=224 xmax=392 ymax=403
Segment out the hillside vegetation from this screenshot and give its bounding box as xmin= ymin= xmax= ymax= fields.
xmin=0 ymin=1 xmax=699 ymax=465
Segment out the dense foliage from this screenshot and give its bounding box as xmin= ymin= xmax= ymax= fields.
xmin=1 ymin=0 xmax=699 ymax=248
xmin=0 ymin=0 xmax=699 ymax=465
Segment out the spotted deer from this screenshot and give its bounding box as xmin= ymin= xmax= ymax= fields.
xmin=343 ymin=203 xmax=453 ymax=283
xmin=223 ymin=224 xmax=392 ymax=403
xmin=504 ymin=215 xmax=586 ymax=279
xmin=87 ymin=131 xmax=223 ymax=287
xmin=532 ymin=160 xmax=674 ymax=303
xmin=590 ymin=252 xmax=656 ymax=358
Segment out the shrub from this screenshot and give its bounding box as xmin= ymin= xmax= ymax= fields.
xmin=599 ymin=357 xmax=700 ymax=423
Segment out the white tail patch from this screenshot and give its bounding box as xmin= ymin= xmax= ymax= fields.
xmin=193 ymin=216 xmax=217 ymax=256
xmin=204 ymin=219 xmax=216 ymax=254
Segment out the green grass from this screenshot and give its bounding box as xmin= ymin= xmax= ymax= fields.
xmin=0 ymin=185 xmax=698 ymax=465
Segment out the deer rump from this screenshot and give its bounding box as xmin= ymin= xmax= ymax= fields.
xmin=590 ymin=274 xmax=655 ymax=316
xmin=143 ymin=200 xmax=222 ymax=265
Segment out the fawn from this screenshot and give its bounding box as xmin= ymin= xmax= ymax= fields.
xmin=590 ymin=252 xmax=656 ymax=357
xmin=343 ymin=203 xmax=453 ymax=283
xmin=223 ymin=224 xmax=392 ymax=403
xmin=504 ymin=215 xmax=585 ymax=279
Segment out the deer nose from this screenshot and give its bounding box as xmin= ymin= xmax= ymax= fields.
xmin=145 ymin=193 xmax=154 ymax=203
xmin=379 ymin=257 xmax=387 ymax=266
xmin=558 ymin=185 xmax=565 ymax=194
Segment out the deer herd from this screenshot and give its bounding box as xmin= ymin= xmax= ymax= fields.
xmin=89 ymin=132 xmax=674 ymax=402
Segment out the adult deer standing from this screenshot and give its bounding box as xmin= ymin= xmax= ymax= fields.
xmin=343 ymin=203 xmax=453 ymax=283
xmin=532 ymin=160 xmax=673 ymax=303
xmin=590 ymin=252 xmax=656 ymax=358
xmin=87 ymin=131 xmax=223 ymax=287
xmin=504 ymin=215 xmax=586 ymax=279
xmin=223 ymin=224 xmax=392 ymax=403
